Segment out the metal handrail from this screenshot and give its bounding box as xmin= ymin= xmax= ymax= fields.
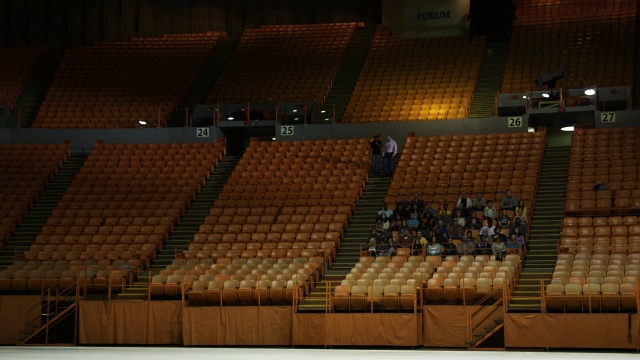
xmin=465 ymin=280 xmax=506 ymax=347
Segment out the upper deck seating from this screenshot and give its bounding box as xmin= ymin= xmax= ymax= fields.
xmin=343 ymin=25 xmax=486 ymax=122
xmin=33 ymin=32 xmax=226 ymax=128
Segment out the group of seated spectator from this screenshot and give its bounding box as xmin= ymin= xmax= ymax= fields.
xmin=364 ymin=191 xmax=529 ymax=260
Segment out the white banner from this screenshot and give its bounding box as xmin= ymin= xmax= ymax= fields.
xmin=382 ymin=0 xmax=470 ymax=38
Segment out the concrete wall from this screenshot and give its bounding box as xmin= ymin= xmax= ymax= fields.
xmin=382 ymin=0 xmax=469 ymax=38
xmin=595 ymin=109 xmax=640 ymax=128
xmin=1 ymin=111 xmax=638 ymax=153
xmin=274 ymin=116 xmax=530 ymax=151
xmin=0 ymin=127 xmax=224 ymax=153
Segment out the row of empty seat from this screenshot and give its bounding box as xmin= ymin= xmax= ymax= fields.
xmin=545 ymin=283 xmax=637 ymax=312
xmin=332 ymin=254 xmax=519 ymax=311
xmin=208 ymin=23 xmax=356 ymax=104
xmin=385 ymin=132 xmax=545 ymax=213
xmin=34 ymin=32 xmax=226 ymax=128
xmin=566 ymin=127 xmax=640 ymax=216
xmin=152 ymin=139 xmax=370 ymax=301
xmin=343 ymin=26 xmax=485 ymax=122
xmin=16 ymin=142 xmax=225 ymax=273
xmin=0 ymin=261 xmax=132 ymax=294
xmin=180 ymin=242 xmax=334 ymax=266
xmin=549 ymin=220 xmax=639 ymax=313
xmin=503 ymin=0 xmax=636 ymax=92
xmin=560 ymin=216 xmax=640 ymax=255
xmin=175 ymin=256 xmax=325 ymax=304
xmin=217 ymin=140 xmax=368 ymax=208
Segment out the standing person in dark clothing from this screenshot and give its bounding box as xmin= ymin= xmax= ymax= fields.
xmin=370 ymin=134 xmax=382 ymax=174
xmin=433 ymin=219 xmax=449 ymax=244
xmin=396 ymin=195 xmax=410 ymax=211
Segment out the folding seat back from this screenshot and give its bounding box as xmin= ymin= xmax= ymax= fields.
xmin=564 ymin=284 xmax=583 ymax=311
xmin=383 ymin=285 xmax=400 ymax=310
xmin=620 ymin=283 xmax=637 ymax=311
xmin=442 ymin=278 xmax=458 ymax=303
xmin=600 ymin=283 xmax=620 ymax=311
xmin=164 ymin=275 xmax=182 ymax=297
xmin=333 ymin=285 xmax=351 ymax=311
xmin=582 ymin=283 xmax=601 ymax=312
xmin=365 ymin=284 xmax=384 ymax=309
xmin=237 ymin=280 xmax=256 ymax=304
xmin=349 ymin=285 xmax=367 ymax=311
xmin=545 ymin=284 xmax=564 ymax=311
xmin=459 ymin=278 xmax=476 ymax=304
xmin=150 ymin=275 xmax=166 ymax=296
xmin=188 ymin=280 xmax=207 ymax=302
xmin=43 ymin=270 xmax=61 ymax=290
xmin=222 ymin=279 xmax=239 ymax=304
xmin=205 ymin=280 xmax=222 ymax=304
xmin=475 ymin=277 xmax=493 ymax=300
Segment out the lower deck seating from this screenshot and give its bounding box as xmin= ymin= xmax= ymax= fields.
xmin=388 ymin=132 xmax=545 ymax=214
xmin=332 ymin=254 xmax=519 ymax=312
xmin=0 ymin=259 xmax=131 ymax=294
xmin=566 ymin=127 xmax=640 ymax=216
xmin=170 ymin=139 xmax=368 ymax=287
xmin=559 ymin=216 xmax=640 ymax=255
xmin=0 ymin=144 xmax=70 ymax=248
xmin=170 ymin=256 xmax=324 ymax=305
xmin=1 ymin=142 xmax=226 ymax=295
xmin=546 ymin=252 xmax=639 ymax=312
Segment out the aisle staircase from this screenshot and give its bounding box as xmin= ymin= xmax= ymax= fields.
xmin=321 ymin=27 xmax=374 ymax=123
xmin=168 ymin=38 xmax=239 ymax=127
xmin=19 ymin=281 xmax=78 ymax=345
xmin=117 ymin=155 xmax=240 ymax=299
xmin=508 ymin=146 xmax=570 ymax=312
xmin=468 ymin=41 xmax=509 ymax=118
xmin=8 ymin=52 xmax=62 ymax=128
xmin=0 ymin=154 xmax=88 ymax=268
xmin=297 ymin=174 xmax=392 ymax=312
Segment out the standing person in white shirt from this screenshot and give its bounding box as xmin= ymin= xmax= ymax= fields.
xmin=383 ymin=134 xmax=397 ymax=176
xmin=455 ymin=191 xmax=472 ymax=218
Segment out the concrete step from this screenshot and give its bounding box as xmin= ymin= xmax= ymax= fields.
xmin=150 ymin=156 xmax=240 ymax=270
xmin=0 ymin=154 xmax=88 ymax=269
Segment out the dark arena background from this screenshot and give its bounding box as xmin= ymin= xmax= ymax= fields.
xmin=0 ymin=0 xmax=639 ymax=358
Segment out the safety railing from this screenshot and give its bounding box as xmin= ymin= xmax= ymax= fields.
xmin=497 ymin=86 xmax=631 ymax=117
xmin=180 ymin=275 xmax=307 ymax=312
xmin=541 ymin=278 xmax=640 ymax=314
xmin=19 ymin=278 xmax=80 ymax=345
xmin=324 ymin=280 xmax=422 ymax=314
xmin=196 ymin=101 xmax=339 ymax=127
xmin=465 ymin=279 xmax=507 ymax=348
